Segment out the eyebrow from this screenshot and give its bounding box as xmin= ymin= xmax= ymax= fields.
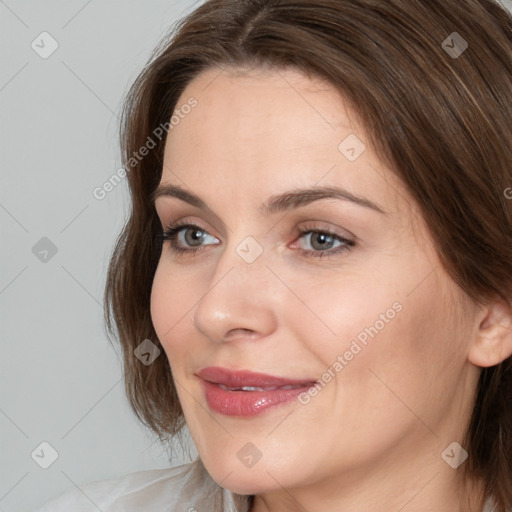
xmin=151 ymin=183 xmax=387 ymax=216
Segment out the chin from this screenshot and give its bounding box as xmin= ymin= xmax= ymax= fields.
xmin=202 ymin=455 xmax=283 ymax=495
xmin=201 ymin=453 xmax=308 ymax=495
xmin=217 ymin=472 xmax=278 ymax=496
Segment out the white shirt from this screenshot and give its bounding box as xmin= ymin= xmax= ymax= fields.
xmin=34 ymin=457 xmax=498 ymax=512
xmin=34 ymin=457 xmax=251 ymax=512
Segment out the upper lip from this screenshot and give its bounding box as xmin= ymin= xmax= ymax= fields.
xmin=197 ymin=366 xmax=316 ymax=388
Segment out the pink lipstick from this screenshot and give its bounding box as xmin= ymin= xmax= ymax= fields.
xmin=197 ymin=366 xmax=317 ymax=416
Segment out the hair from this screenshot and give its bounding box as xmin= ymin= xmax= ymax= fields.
xmin=104 ymin=0 xmax=512 ymax=509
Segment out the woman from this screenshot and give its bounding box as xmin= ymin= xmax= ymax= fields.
xmin=36 ymin=0 xmax=512 ymax=510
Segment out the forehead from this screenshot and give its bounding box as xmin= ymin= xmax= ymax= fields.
xmin=164 ymin=66 xmax=359 ymax=167
xmin=159 ymin=66 xmax=412 ymax=225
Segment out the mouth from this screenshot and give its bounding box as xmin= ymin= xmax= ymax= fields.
xmin=196 ymin=366 xmax=317 ymax=416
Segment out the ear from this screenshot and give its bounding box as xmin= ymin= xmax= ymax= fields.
xmin=468 ymin=297 xmax=512 ymax=368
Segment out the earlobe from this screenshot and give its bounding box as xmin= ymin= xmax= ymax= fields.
xmin=468 ymin=298 xmax=512 ymax=368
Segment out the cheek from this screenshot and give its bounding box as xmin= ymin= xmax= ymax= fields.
xmin=284 ymin=269 xmax=403 ymax=366
xmin=150 ymin=266 xmax=172 ymax=337
xmin=336 ymin=281 xmax=463 ymax=424
xmin=291 ymin=263 xmax=457 ymax=403
xmin=149 ymin=262 xmax=195 ymax=350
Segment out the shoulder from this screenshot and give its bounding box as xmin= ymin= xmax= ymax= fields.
xmin=33 ymin=458 xmax=230 ymax=512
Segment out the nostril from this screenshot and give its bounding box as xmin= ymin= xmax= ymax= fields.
xmin=224 ymin=328 xmax=257 ymax=341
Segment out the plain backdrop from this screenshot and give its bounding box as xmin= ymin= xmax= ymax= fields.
xmin=1 ymin=1 xmax=512 ymax=511
xmin=0 ymin=2 xmax=202 ymax=511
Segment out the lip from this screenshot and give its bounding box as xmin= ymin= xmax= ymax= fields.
xmin=197 ymin=366 xmax=317 ymax=417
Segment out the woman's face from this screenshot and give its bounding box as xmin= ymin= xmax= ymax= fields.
xmin=150 ymin=66 xmax=482 ymax=498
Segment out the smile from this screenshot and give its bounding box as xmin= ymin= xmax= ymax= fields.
xmin=197 ymin=366 xmax=317 ymax=416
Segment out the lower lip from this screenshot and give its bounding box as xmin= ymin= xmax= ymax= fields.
xmin=201 ymin=380 xmax=314 ymax=416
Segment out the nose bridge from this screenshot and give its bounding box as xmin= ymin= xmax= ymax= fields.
xmin=192 ymin=232 xmax=278 ymax=342
xmin=212 ymin=229 xmax=270 ymax=288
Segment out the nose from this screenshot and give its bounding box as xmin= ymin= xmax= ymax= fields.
xmin=192 ymin=238 xmax=279 ymax=344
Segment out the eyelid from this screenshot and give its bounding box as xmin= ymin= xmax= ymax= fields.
xmin=161 ymin=217 xmax=218 ymax=236
xmin=163 ymin=220 xmax=220 ymax=244
xmin=294 ymin=220 xmax=355 ymax=240
xmin=156 ymin=206 xmax=227 ymax=239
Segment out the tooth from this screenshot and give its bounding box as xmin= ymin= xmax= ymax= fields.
xmin=217 ymin=383 xmax=307 ymax=391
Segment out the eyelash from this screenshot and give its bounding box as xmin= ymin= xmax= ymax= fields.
xmin=158 ymin=221 xmax=355 ymax=259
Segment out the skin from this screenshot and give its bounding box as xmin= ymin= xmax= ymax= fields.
xmin=150 ymin=66 xmax=512 ymax=512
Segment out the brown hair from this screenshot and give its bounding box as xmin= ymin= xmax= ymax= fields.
xmin=104 ymin=0 xmax=512 ymax=509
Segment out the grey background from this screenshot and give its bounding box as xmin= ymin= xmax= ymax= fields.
xmin=1 ymin=1 xmax=511 ymax=511
xmin=0 ymin=2 xmax=201 ymax=511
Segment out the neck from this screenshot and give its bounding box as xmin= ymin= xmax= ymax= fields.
xmin=249 ymin=451 xmax=487 ymax=512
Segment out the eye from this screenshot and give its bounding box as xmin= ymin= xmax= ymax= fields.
xmin=160 ymin=222 xmax=219 ymax=255
xmin=294 ymin=229 xmax=355 ymax=258
xmin=158 ymin=222 xmax=355 ymax=258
